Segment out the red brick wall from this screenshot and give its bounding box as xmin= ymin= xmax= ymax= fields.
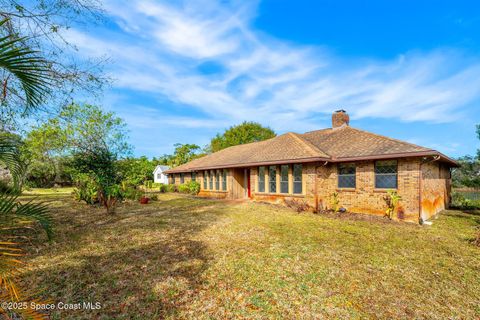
xmin=172 ymin=158 xmax=452 ymax=223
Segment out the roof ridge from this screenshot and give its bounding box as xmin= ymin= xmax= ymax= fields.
xmin=287 ymin=132 xmax=331 ymax=158
xmin=345 ymin=126 xmax=432 ymax=151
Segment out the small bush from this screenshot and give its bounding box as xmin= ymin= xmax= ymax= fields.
xmin=150 ymin=194 xmax=158 ymax=201
xmin=152 ymin=182 xmax=162 ymax=188
xmin=187 ymin=181 xmax=201 ymax=195
xmin=452 ymin=192 xmax=480 ymax=210
xmin=73 ymin=174 xmax=98 ymax=205
xmin=122 ymin=187 xmax=143 ymax=201
xmin=166 ymin=184 xmax=176 ymax=193
xmin=158 ymin=184 xmax=167 ymax=193
xmin=145 ymin=180 xmax=153 ymax=189
xmin=178 ymin=184 xmax=190 ymax=194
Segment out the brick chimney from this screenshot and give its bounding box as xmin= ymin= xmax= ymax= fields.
xmin=332 ymin=109 xmax=349 ymax=128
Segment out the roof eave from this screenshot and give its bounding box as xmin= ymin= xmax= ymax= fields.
xmin=333 ymin=150 xmax=459 ymax=167
xmin=164 ymin=156 xmax=331 ymax=173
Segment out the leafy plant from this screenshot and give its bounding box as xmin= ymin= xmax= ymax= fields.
xmin=158 ymin=184 xmax=167 ymax=193
xmin=384 ymin=190 xmax=402 ymax=219
xmin=187 ymin=181 xmax=201 ymax=195
xmin=330 ymin=192 xmax=340 ymax=212
xmin=72 ymin=173 xmax=98 ymax=205
xmin=178 ymin=184 xmax=190 ymax=194
xmin=166 ymin=184 xmax=177 ymax=193
xmin=145 ymin=180 xmax=153 ymax=189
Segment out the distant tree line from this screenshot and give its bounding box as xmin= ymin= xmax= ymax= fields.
xmin=452 ymin=124 xmax=480 ymax=189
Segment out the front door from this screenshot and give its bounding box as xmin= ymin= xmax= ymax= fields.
xmin=246 ymin=169 xmax=251 ymax=198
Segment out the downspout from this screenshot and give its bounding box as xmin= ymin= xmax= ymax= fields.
xmin=418 ymin=155 xmax=441 ymax=224
xmin=314 ymin=161 xmax=329 ymax=213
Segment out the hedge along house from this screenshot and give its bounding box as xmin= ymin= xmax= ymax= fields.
xmin=165 ymin=110 xmax=457 ymax=223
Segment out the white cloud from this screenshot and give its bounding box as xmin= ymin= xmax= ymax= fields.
xmin=63 ymin=0 xmax=480 ymax=155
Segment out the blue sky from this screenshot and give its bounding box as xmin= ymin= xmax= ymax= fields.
xmin=66 ymin=0 xmax=480 ymax=158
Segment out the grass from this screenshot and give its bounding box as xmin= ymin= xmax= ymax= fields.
xmin=18 ymin=190 xmax=480 ymax=319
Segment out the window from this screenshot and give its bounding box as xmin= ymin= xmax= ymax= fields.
xmin=180 ymin=173 xmax=184 ymax=184
xmin=258 ymin=166 xmax=265 ymax=192
xmin=293 ymin=164 xmax=302 ymax=194
xmin=375 ymin=160 xmax=397 ymax=189
xmin=269 ymin=166 xmax=276 ymax=193
xmin=280 ymin=165 xmax=289 ymax=193
xmin=170 ymin=175 xmax=175 ymax=184
xmin=192 ymin=172 xmax=196 ymax=182
xmin=209 ymin=171 xmax=213 ymax=189
xmin=157 ymin=173 xmax=161 ymax=179
xmin=203 ymin=171 xmax=207 ymax=189
xmin=222 ymin=169 xmax=227 ymax=191
xmin=215 ymin=171 xmax=220 ymax=190
xmin=338 ymin=163 xmax=356 ymax=188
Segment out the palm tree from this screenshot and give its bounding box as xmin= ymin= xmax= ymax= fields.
xmin=0 ymin=18 xmax=53 ymax=319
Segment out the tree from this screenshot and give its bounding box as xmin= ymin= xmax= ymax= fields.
xmin=209 ymin=121 xmax=276 ymax=153
xmin=477 ymin=124 xmax=480 ymax=159
xmin=452 ymin=156 xmax=480 ymax=189
xmin=27 ymin=103 xmax=131 ymax=157
xmin=170 ymin=143 xmax=202 ymax=167
xmin=0 ymin=1 xmax=107 ymax=129
xmin=117 ymin=156 xmax=158 ymax=186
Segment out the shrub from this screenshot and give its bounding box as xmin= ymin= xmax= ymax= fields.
xmin=452 ymin=192 xmax=480 ymax=210
xmin=150 ymin=194 xmax=158 ymax=201
xmin=122 ymin=187 xmax=143 ymax=201
xmin=187 ymin=181 xmax=201 ymax=195
xmin=145 ymin=180 xmax=153 ymax=189
xmin=72 ymin=173 xmax=98 ymax=205
xmin=178 ymin=184 xmax=190 ymax=194
xmin=158 ymin=184 xmax=167 ymax=193
xmin=166 ymin=184 xmax=176 ymax=193
xmin=152 ymin=182 xmax=162 ymax=188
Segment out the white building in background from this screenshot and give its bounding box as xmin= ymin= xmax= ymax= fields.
xmin=153 ymin=165 xmax=170 ymax=184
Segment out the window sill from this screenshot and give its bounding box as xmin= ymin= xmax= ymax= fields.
xmin=373 ymin=188 xmax=397 ymax=193
xmin=201 ymin=190 xmax=228 ymax=193
xmin=336 ymin=188 xmax=356 ymax=192
xmin=255 ymin=192 xmax=305 ymax=198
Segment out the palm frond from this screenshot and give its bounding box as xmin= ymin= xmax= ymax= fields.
xmin=0 ymin=133 xmax=24 ymax=190
xmin=0 ymin=19 xmax=52 ymax=112
xmin=0 ymin=193 xmax=53 ymax=240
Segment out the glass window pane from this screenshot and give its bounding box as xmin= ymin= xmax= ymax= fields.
xmin=222 ymin=170 xmax=227 ymax=191
xmin=375 ymin=161 xmax=397 ymax=189
xmin=209 ymin=172 xmax=213 ymax=189
xmin=293 ymin=164 xmax=302 ymax=194
xmin=215 ymin=171 xmax=220 ymax=190
xmin=281 ymin=165 xmax=289 ymax=193
xmin=180 ymin=173 xmax=184 ymax=184
xmin=258 ymin=166 xmax=265 ymax=192
xmin=192 ymin=172 xmax=196 ymax=182
xmin=269 ymin=166 xmax=276 ymax=193
xmin=338 ymin=164 xmax=356 ymax=188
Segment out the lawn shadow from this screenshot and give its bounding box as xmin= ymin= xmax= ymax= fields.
xmin=20 ymin=195 xmax=226 ymax=319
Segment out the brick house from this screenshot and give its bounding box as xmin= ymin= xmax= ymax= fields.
xmin=165 ymin=110 xmax=457 ymax=223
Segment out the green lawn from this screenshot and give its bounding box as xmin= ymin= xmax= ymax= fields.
xmin=19 ymin=190 xmax=480 ymax=319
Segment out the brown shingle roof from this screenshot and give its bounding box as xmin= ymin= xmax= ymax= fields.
xmin=166 ymin=125 xmax=457 ymax=173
